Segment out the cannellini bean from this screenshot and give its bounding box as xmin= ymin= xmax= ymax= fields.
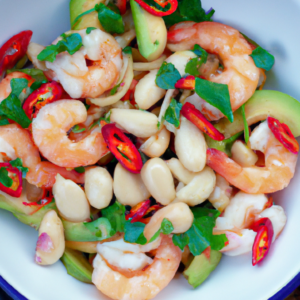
xmin=141 ymin=158 xmax=176 ymax=205
xmin=115 ymin=29 xmax=136 ymax=48
xmin=165 ymin=51 xmax=197 ymax=75
xmin=27 ymin=42 xmax=47 ymax=71
xmin=53 ymin=174 xmax=90 ymax=222
xmin=110 ymin=109 xmax=158 ymax=138
xmin=175 ymin=116 xmax=206 ymax=172
xmin=175 ymin=167 xmax=216 ymax=206
xmin=176 ymin=182 xmax=185 ymax=193
xmin=209 ymin=175 xmax=232 ymax=212
xmin=134 ymin=70 xmax=166 ymax=110
xmin=166 ymin=158 xmax=197 ymax=185
xmin=231 ymin=141 xmax=258 ymax=167
xmin=114 ymin=163 xmax=150 ymax=206
xmin=35 ymin=210 xmax=65 ymax=265
xmin=140 ymin=127 xmax=170 ymax=158
xmin=84 ymin=167 xmax=113 ymax=209
xmin=144 ymin=202 xmax=194 ymax=241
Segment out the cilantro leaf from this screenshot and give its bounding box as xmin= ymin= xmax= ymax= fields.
xmin=7 ymin=68 xmax=48 ymax=83
xmin=72 ymin=125 xmax=86 ymax=133
xmin=250 ymin=46 xmax=275 ymax=71
xmin=9 ymin=158 xmax=28 ymax=178
xmin=37 ymin=33 xmax=83 ymax=63
xmin=185 ymin=45 xmax=208 ymax=76
xmin=149 ymin=218 xmax=174 ymax=242
xmin=96 ymin=3 xmax=124 ymax=34
xmin=240 ymin=104 xmax=249 ymax=144
xmin=10 ymin=78 xmax=30 ymax=98
xmin=124 ymin=221 xmax=147 ymax=245
xmin=163 ymin=0 xmax=214 ymax=27
xmin=156 ymin=62 xmax=181 ymax=89
xmin=86 ymin=27 xmax=97 ymax=34
xmin=110 ymin=82 xmax=122 ymax=95
xmin=164 ymin=98 xmax=182 ymax=128
xmin=195 ymin=77 xmax=233 ymax=123
xmin=101 ymin=202 xmax=126 ymax=234
xmin=0 ymin=167 xmax=13 ymax=188
xmin=74 ymin=167 xmax=85 ymax=173
xmin=0 ymin=116 xmax=9 ymax=126
xmin=123 ymin=46 xmax=132 ymax=55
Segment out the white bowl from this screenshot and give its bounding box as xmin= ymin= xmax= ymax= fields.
xmin=1 ymin=0 xmax=300 ymax=299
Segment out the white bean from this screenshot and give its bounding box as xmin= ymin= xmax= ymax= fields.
xmin=175 ymin=167 xmax=216 ymax=206
xmin=84 ymin=167 xmax=113 ymax=209
xmin=134 ymin=70 xmax=166 ymax=110
xmin=231 ymin=141 xmax=258 ymax=167
xmin=165 ymin=158 xmax=197 ymax=185
xmin=144 ymin=202 xmax=194 ymax=241
xmin=53 ymin=174 xmax=90 ymax=222
xmin=141 ymin=158 xmax=176 ymax=205
xmin=114 ymin=163 xmax=150 ymax=206
xmin=35 ymin=210 xmax=65 ymax=265
xmin=110 ymin=109 xmax=158 ymax=138
xmin=175 ymin=116 xmax=207 ymax=172
xmin=27 ymin=42 xmax=47 ymax=71
xmin=140 ymin=127 xmax=170 ymax=158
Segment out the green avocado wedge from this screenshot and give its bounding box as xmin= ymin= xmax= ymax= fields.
xmin=183 ymin=250 xmax=222 ymax=288
xmin=61 ymin=248 xmax=93 ymax=284
xmin=214 ymin=90 xmax=300 ymax=139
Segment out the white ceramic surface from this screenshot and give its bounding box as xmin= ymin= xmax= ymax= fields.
xmin=0 ymin=0 xmax=300 ymax=299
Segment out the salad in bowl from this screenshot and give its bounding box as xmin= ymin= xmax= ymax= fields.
xmin=0 ymin=0 xmax=300 ymax=299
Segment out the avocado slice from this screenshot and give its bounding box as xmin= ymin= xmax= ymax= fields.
xmin=61 ymin=248 xmax=93 ymax=284
xmin=70 ymin=0 xmax=103 ymax=30
xmin=130 ymin=0 xmax=167 ymax=61
xmin=183 ymin=250 xmax=222 ymax=288
xmin=215 ymin=90 xmax=300 ymax=139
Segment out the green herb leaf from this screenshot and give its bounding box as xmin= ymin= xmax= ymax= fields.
xmin=37 ymin=33 xmax=83 ymax=63
xmin=240 ymin=104 xmax=249 ymax=144
xmin=149 ymin=218 xmax=174 ymax=243
xmin=9 ymin=158 xmax=28 ymax=178
xmin=71 ymin=7 xmax=97 ymax=28
xmin=123 ymin=46 xmax=132 ymax=55
xmin=96 ymin=3 xmax=124 ymax=34
xmin=110 ymin=82 xmax=122 ymax=95
xmin=250 ymin=46 xmax=275 ymax=71
xmin=7 ymin=68 xmax=48 ymax=83
xmin=163 ymin=0 xmax=214 ymax=27
xmin=157 ymin=121 xmax=161 ymax=129
xmin=10 ymin=78 xmax=30 ymax=97
xmin=164 ymin=98 xmax=182 ymax=128
xmin=30 ymin=80 xmax=48 ymax=91
xmin=0 ymin=167 xmax=13 ymax=188
xmin=124 ymin=221 xmax=147 ymax=245
xmin=74 ymin=167 xmax=85 ymax=173
xmin=72 ymin=125 xmax=86 ymax=133
xmin=86 ymin=27 xmax=97 ymax=34
xmin=185 ymin=44 xmax=208 ymax=76
xmin=84 ymin=217 xmax=113 ymax=238
xmin=101 ymin=202 xmax=126 ymax=234
xmin=156 ymin=62 xmax=181 ymax=89
xmin=195 ymin=77 xmax=233 ymax=123
xmin=0 ymin=116 xmax=9 ymax=126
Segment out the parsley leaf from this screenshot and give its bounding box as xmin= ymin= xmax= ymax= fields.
xmin=0 ymin=116 xmax=9 ymax=126
xmin=163 ymin=0 xmax=214 ymax=27
xmin=86 ymin=27 xmax=97 ymax=34
xmin=96 ymin=3 xmax=125 ymax=34
xmin=74 ymin=167 xmax=85 ymax=173
xmin=149 ymin=218 xmax=174 ymax=242
xmin=101 ymin=202 xmax=126 ymax=234
xmin=164 ymin=98 xmax=182 ymax=128
xmin=37 ymin=33 xmax=83 ymax=63
xmin=110 ymin=82 xmax=122 ymax=95
xmin=0 ymin=167 xmax=13 ymax=188
xmin=185 ymin=45 xmax=208 ymax=76
xmin=250 ymin=46 xmax=275 ymax=71
xmin=7 ymin=68 xmax=48 ymax=83
xmin=124 ymin=221 xmax=147 ymax=245
xmin=123 ymin=46 xmax=132 ymax=55
xmin=240 ymin=104 xmax=249 ymax=144
xmin=156 ymin=62 xmax=181 ymax=89
xmin=172 ymin=207 xmax=227 ymax=256
xmin=9 ymin=158 xmax=28 ymax=178
xmin=195 ymin=77 xmax=233 ymax=123
xmin=72 ymin=125 xmax=86 ymax=133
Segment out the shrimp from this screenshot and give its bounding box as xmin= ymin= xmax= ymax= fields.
xmin=0 ymin=71 xmax=35 ymax=102
xmin=207 ymin=121 xmax=298 ymax=194
xmin=214 ymin=191 xmax=286 ymax=256
xmin=32 ymin=100 xmax=108 ymax=168
xmin=92 ymin=235 xmax=182 ymax=300
xmin=167 ymin=21 xmax=260 ymax=120
xmin=0 ymin=124 xmax=84 ymax=188
xmin=44 ymin=29 xmax=123 ymax=99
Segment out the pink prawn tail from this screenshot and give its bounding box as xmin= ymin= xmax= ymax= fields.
xmin=206 ymin=148 xmax=242 ymax=178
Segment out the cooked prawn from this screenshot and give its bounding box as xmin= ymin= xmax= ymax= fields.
xmin=44 ymin=29 xmax=123 ymax=99
xmin=167 ymin=21 xmax=260 ymax=120
xmin=207 ymin=121 xmax=298 ymax=193
xmin=92 ymin=235 xmax=181 ymax=300
xmin=0 ymin=71 xmax=35 ymax=102
xmin=32 ymin=100 xmax=108 ymax=168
